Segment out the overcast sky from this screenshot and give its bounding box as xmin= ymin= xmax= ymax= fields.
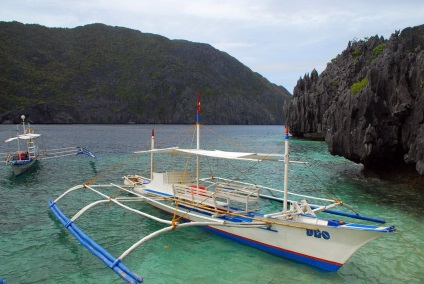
xmin=1 ymin=0 xmax=423 ymax=93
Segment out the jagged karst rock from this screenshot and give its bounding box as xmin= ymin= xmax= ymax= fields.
xmin=284 ymin=25 xmax=424 ymax=175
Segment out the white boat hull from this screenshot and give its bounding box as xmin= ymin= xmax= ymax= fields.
xmin=140 ymin=193 xmax=389 ymax=271
xmin=11 ymin=158 xmax=37 ymax=176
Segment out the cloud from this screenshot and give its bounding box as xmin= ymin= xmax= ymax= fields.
xmin=1 ymin=0 xmax=424 ymax=92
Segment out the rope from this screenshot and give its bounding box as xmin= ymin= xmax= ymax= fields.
xmin=109 ymin=187 xmax=125 ymax=201
xmin=155 ymin=125 xmax=194 ymax=148
xmin=167 ymin=125 xmax=289 ymax=221
xmin=234 ymin=141 xmax=285 ymax=187
xmin=264 ymin=147 xmax=348 ymax=209
xmin=201 ymin=125 xmax=250 ymax=152
xmin=83 ymin=125 xmax=190 ymax=187
xmin=171 ymin=126 xmax=197 ymax=226
xmin=83 ymin=157 xmax=136 ymax=186
xmin=84 ymin=138 xmax=152 ymax=186
xmin=168 ymin=124 xmax=260 ymax=225
xmin=197 ymin=129 xmax=356 ymax=217
xmin=395 ymin=229 xmax=424 ymax=259
xmin=304 ymin=162 xmax=341 ymax=201
xmin=157 ymin=194 xmax=319 ymax=230
xmin=170 ymin=124 xmax=254 ymax=224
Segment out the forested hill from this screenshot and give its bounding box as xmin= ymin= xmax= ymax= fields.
xmin=0 ymin=21 xmax=291 ymax=124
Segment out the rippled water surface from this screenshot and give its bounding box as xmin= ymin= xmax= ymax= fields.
xmin=0 ymin=124 xmax=423 ymax=283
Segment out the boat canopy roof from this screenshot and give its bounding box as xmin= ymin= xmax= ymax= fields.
xmin=5 ymin=133 xmax=41 ymax=142
xmin=134 ymin=147 xmax=302 ymax=163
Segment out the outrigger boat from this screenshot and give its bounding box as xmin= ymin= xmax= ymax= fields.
xmin=1 ymin=115 xmax=96 ymax=176
xmin=49 ymin=92 xmax=395 ymax=283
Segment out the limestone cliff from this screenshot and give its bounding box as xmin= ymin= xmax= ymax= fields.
xmin=284 ymin=25 xmax=424 ymax=175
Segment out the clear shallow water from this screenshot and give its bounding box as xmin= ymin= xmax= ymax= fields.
xmin=0 ymin=124 xmax=423 ymax=283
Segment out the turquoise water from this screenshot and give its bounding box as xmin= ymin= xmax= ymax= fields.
xmin=0 ymin=124 xmax=423 ymax=283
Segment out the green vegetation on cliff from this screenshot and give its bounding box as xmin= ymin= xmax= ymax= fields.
xmin=284 ymin=24 xmax=424 ymax=175
xmin=350 ymin=77 xmax=368 ymax=94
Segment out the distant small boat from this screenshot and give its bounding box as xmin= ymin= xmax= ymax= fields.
xmin=2 ymin=115 xmax=96 ymax=176
xmin=49 ymin=91 xmax=395 ymax=283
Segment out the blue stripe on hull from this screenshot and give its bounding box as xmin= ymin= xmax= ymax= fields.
xmin=148 ymin=200 xmax=342 ymax=272
xmin=203 ymin=226 xmax=342 ymax=272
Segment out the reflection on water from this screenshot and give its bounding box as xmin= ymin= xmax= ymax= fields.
xmin=89 ymin=160 xmax=98 ymax=175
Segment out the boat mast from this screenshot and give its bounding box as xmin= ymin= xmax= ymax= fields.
xmin=21 ymin=115 xmax=26 ymax=133
xmin=17 ymin=115 xmax=26 ymax=155
xmin=196 ymin=90 xmax=201 ymax=187
xmin=283 ymin=125 xmax=289 ymax=213
xmin=150 ymin=129 xmax=154 ymax=180
xmin=16 ymin=123 xmax=21 ymax=154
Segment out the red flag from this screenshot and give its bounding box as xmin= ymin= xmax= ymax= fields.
xmin=197 ymin=89 xmax=201 ymax=114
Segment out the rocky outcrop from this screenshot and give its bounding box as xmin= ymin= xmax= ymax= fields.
xmin=284 ymin=25 xmax=424 ymax=175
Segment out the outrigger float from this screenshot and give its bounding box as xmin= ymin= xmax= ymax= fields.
xmin=49 ymin=92 xmax=395 ymax=283
xmin=1 ymin=115 xmax=96 ymax=176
